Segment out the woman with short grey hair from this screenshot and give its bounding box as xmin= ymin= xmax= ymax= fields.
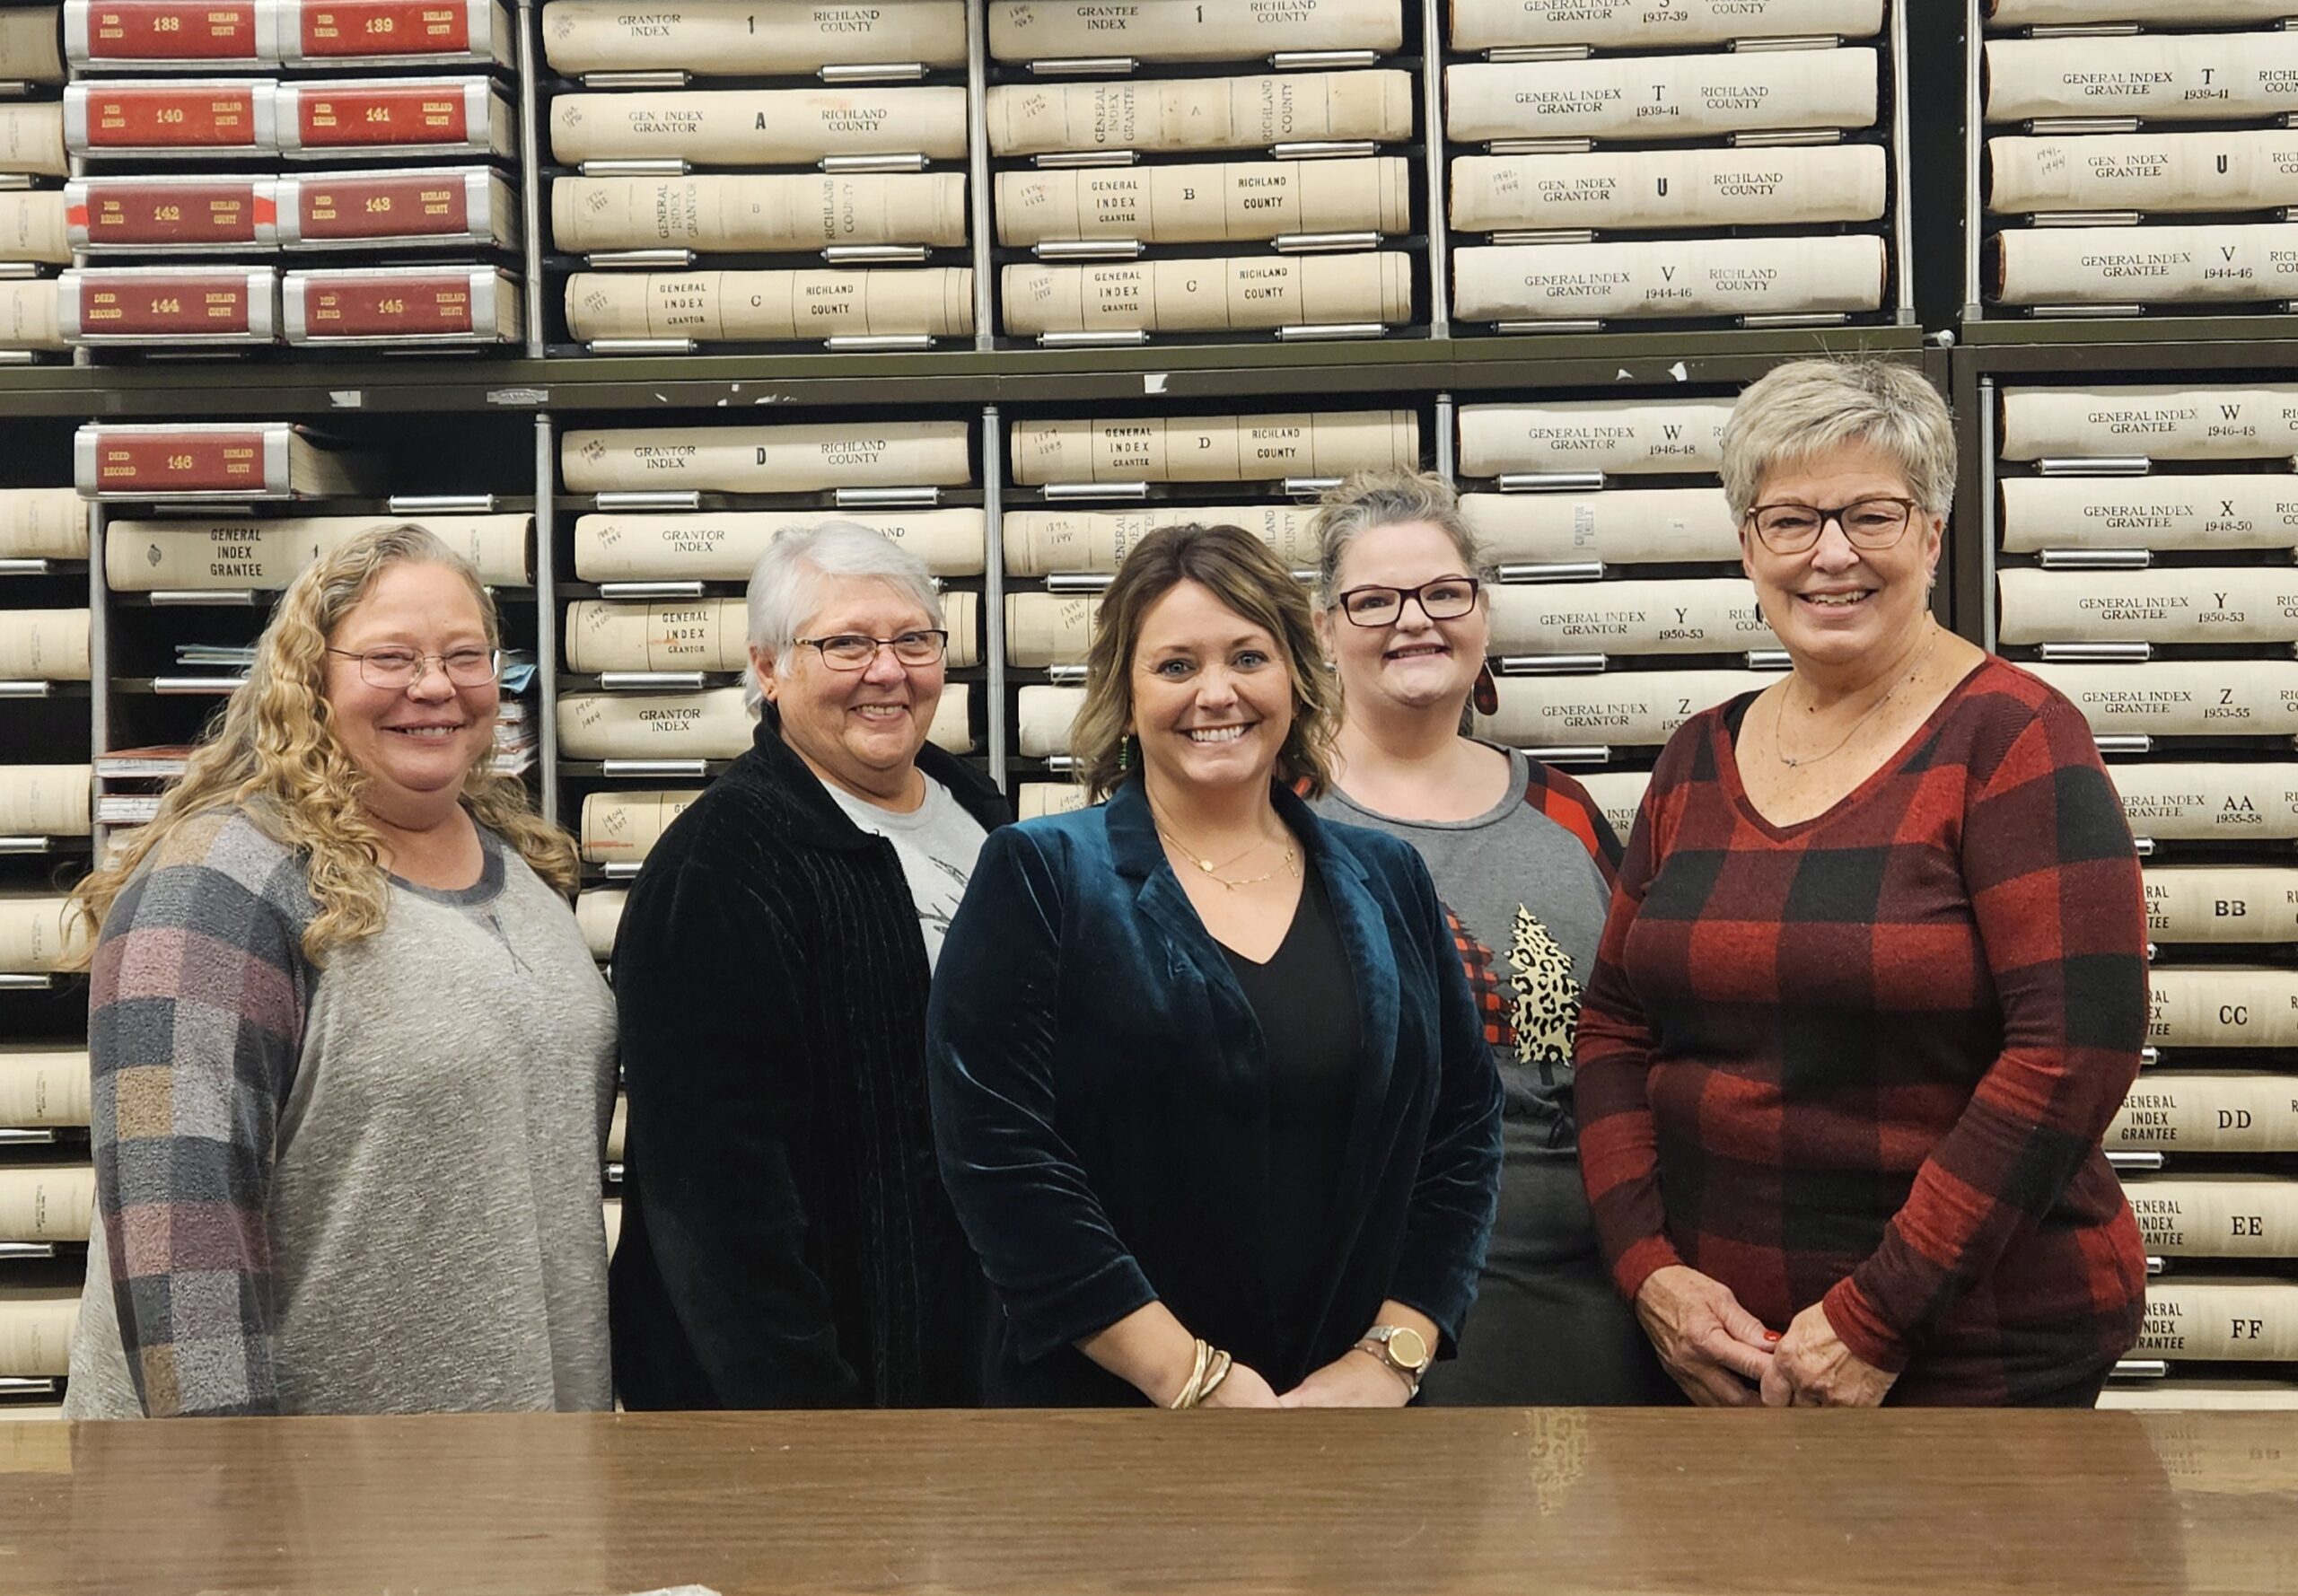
xmin=610 ymin=519 xmax=1009 ymax=1410
xmin=1575 ymin=358 xmax=2148 ymax=1408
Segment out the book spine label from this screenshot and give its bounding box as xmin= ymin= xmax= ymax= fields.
xmin=1444 ymin=50 xmax=1880 ymax=144
xmin=1478 ymin=670 xmax=1777 ymax=748
xmin=561 ymin=421 xmax=972 ymax=495
xmin=1995 ymin=224 xmax=2298 ymax=307
xmin=289 ymin=81 xmax=472 ymax=148
xmin=0 ymin=1165 xmax=92 ymax=1242
xmin=88 ymin=427 xmax=281 ymax=494
xmin=1010 ymin=410 xmax=1416 ymax=485
xmin=1456 ymin=400 xmax=1733 ymax=477
xmin=0 ymin=1293 xmax=77 ymax=1377
xmin=66 ymin=268 xmax=259 ymax=338
xmin=2150 ymin=968 xmax=2298 ymax=1048
xmin=578 ymin=788 xmax=703 ymax=864
xmin=1004 ymin=592 xmax=1101 ymax=668
xmin=0 ymin=609 xmax=92 ymax=680
xmin=2125 ymin=1179 xmax=2298 ymax=1256
xmin=0 ymin=489 xmax=90 ymax=562
xmin=1016 ymin=683 xmax=1083 ymax=758
xmin=296 ymin=0 xmax=471 ymax=58
xmin=985 ymin=69 xmax=1415 ymax=157
xmin=0 ymin=767 xmax=92 ymax=835
xmin=1488 ymin=579 xmax=1776 ymax=656
xmin=987 ymin=0 xmax=1403 ymax=63
xmin=286 ymin=169 xmax=471 ymax=240
xmin=0 ymin=104 xmax=68 ymax=175
xmin=2000 ymin=384 xmax=2298 ymax=461
xmin=294 ymin=269 xmax=478 ymax=338
xmin=2030 ymin=661 xmax=2298 ymax=737
xmin=556 ymin=686 xmax=755 ymax=759
xmin=562 ymin=267 xmax=973 ymax=343
xmin=106 ymin=512 xmax=528 ymax=588
xmin=539 ymin=0 xmax=968 ymax=76
xmin=0 ymin=192 xmax=69 ymax=263
xmin=1999 ymin=567 xmax=2298 ymax=645
xmin=999 ymin=250 xmax=1410 ymax=335
xmin=77 ymin=81 xmax=266 ymax=150
xmin=1452 ymin=146 xmax=1886 ymax=233
xmin=1459 ymin=488 xmax=1737 ymax=566
xmin=1002 ymin=504 xmax=1319 ymax=576
xmin=1999 ymin=476 xmax=2298 ymax=553
xmin=75 ymin=0 xmax=263 ymax=63
xmin=68 ymin=178 xmax=274 ymax=249
xmin=2111 ymin=1073 xmax=2298 ymax=1152
xmin=1455 ymin=234 xmax=1888 ymax=323
xmin=1989 ymin=130 xmax=2298 ymax=215
xmin=995 ymin=155 xmax=1409 ymax=246
xmin=573 ymin=508 xmax=984 ymax=581
xmin=2144 ymin=867 xmax=2298 ymax=943
xmin=563 ymin=597 xmax=748 ymax=672
xmin=0 ymin=280 xmax=62 ymax=350
xmin=0 ymin=1049 xmax=91 ymax=1128
xmin=548 ymin=172 xmax=969 ymax=253
xmin=1451 ymin=0 xmax=1881 ymax=50
xmin=2114 ymin=764 xmax=2298 ymax=842
xmin=1987 ymin=33 xmax=2298 ymax=124
xmin=2138 ymin=1280 xmax=2298 ymax=1359
xmin=0 ymin=7 xmax=66 ymax=82
xmin=548 ymin=86 xmax=973 ymax=165
xmin=0 ymin=896 xmax=84 ymax=972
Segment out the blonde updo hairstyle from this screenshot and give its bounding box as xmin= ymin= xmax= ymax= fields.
xmin=1069 ymin=522 xmax=1338 ymax=802
xmin=70 ymin=523 xmax=577 ymax=963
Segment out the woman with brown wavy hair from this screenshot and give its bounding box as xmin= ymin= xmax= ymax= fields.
xmin=926 ymin=521 xmax=1502 ymax=1408
xmin=61 ymin=523 xmax=618 ymax=1418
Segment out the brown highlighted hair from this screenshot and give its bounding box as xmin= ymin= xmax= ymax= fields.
xmin=1071 ymin=522 xmax=1338 ymax=802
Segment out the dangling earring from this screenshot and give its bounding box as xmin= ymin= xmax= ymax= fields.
xmin=1472 ymin=661 xmax=1500 ymax=718
xmin=1118 ymin=734 xmax=1131 ymax=774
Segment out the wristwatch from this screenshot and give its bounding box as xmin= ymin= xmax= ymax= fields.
xmin=1355 ymin=1324 xmax=1433 ymax=1398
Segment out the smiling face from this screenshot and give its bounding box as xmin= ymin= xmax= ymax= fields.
xmin=321 ymin=560 xmax=498 ymax=817
xmin=1740 ymin=440 xmax=1943 ymax=672
xmin=1129 ymin=578 xmax=1296 ymax=800
xmin=759 ymin=571 xmax=944 ymax=803
xmin=1318 ymin=519 xmax=1489 ymax=723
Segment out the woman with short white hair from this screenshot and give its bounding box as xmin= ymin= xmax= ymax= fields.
xmin=1575 ymin=359 xmax=2148 ymax=1408
xmin=610 ymin=519 xmax=1010 ymax=1409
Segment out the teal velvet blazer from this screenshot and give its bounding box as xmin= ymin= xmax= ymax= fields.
xmin=926 ymin=776 xmax=1504 ymax=1405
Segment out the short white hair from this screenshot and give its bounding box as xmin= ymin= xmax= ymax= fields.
xmin=1720 ymin=358 xmax=1956 ymax=523
xmin=743 ymin=520 xmax=943 ymax=711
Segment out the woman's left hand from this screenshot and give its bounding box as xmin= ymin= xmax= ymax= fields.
xmin=1277 ymin=1348 xmax=1416 ymax=1408
xmin=1760 ymin=1301 xmax=1898 ymax=1408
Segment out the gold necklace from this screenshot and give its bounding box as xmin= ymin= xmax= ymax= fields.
xmin=1153 ymin=823 xmax=1301 ymax=890
xmin=1773 ymin=625 xmax=1938 ymax=769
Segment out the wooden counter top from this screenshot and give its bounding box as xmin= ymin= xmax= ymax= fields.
xmin=0 ymin=1408 xmax=2291 ymax=1595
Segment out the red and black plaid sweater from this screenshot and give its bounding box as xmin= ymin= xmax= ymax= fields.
xmin=1574 ymin=657 xmax=2148 ymax=1404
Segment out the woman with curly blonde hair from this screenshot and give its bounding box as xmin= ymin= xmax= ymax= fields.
xmin=928 ymin=522 xmax=1502 ymax=1408
xmin=63 ymin=523 xmax=618 ymax=1418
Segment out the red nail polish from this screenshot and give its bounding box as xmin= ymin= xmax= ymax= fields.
xmin=1765 ymin=1331 xmax=1782 ymax=1342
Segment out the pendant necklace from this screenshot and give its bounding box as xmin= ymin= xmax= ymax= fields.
xmin=1773 ymin=624 xmax=1938 ymax=769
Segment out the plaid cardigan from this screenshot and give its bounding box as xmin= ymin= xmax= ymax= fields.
xmin=1574 ymin=657 xmax=2148 ymax=1404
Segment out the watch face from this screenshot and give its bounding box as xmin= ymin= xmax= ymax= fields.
xmin=1389 ymin=1327 xmax=1429 ymax=1371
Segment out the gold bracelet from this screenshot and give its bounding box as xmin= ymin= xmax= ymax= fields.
xmin=1169 ymin=1338 xmax=1212 ymax=1410
xmin=1197 ymin=1348 xmax=1233 ymax=1404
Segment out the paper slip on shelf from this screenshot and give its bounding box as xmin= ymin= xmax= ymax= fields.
xmin=983 ymin=72 xmax=1414 ymax=158
xmin=1457 ymin=400 xmax=1733 ymax=478
xmin=574 ymin=509 xmax=985 ymax=582
xmin=1011 ymin=411 xmax=1417 ymax=486
xmin=1444 ymin=50 xmax=1880 ymax=145
xmin=107 ymin=513 xmax=530 ymax=591
xmin=539 ymin=0 xmax=966 ymax=76
xmin=2109 ymin=1074 xmax=2298 ymax=1153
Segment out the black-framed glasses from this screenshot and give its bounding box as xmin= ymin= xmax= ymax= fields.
xmin=1744 ymin=496 xmax=1921 ymax=555
xmin=327 ymin=645 xmax=500 ymax=689
xmin=795 ymin=629 xmax=949 ymax=671
xmin=1334 ymin=576 xmax=1482 ymax=627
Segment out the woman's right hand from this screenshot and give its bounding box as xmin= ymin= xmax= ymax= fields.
xmin=1199 ymin=1361 xmax=1282 ymax=1408
xmin=1632 ymin=1265 xmax=1778 ymax=1407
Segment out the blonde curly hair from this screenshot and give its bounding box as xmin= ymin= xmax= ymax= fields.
xmin=70 ymin=523 xmax=576 ymax=963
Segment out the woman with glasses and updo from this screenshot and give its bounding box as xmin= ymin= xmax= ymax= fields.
xmin=610 ymin=520 xmax=1007 ymax=1411
xmin=1575 ymin=358 xmax=2148 ymax=1408
xmin=1303 ymin=469 xmax=1675 ymax=1406
xmin=927 ymin=521 xmax=1501 ymax=1409
xmin=63 ymin=523 xmax=617 ymax=1417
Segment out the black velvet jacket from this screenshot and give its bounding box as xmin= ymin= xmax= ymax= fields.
xmin=608 ymin=713 xmax=1010 ymax=1409
xmin=926 ymin=777 xmax=1505 ymax=1406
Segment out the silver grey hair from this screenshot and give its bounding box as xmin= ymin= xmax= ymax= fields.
xmin=1720 ymin=358 xmax=1957 ymax=523
xmin=743 ymin=519 xmax=943 ymax=710
xmin=1311 ymin=468 xmax=1491 ymax=608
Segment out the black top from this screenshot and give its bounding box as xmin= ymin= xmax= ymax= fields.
xmin=1218 ymin=865 xmax=1362 ymax=1352
xmin=609 ymin=712 xmax=1012 ymax=1410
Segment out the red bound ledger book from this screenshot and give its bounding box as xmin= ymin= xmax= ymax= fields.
xmin=64 ymin=0 xmax=276 ymax=69
xmin=65 ymin=176 xmax=280 ymax=251
xmin=63 ymin=79 xmax=277 ymax=157
xmin=57 ymin=265 xmax=277 ymax=343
